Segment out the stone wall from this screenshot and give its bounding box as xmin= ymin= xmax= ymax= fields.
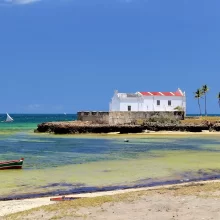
xmin=77 ymin=111 xmax=184 ymax=125
xmin=109 ymin=111 xmax=184 ymax=125
xmin=77 ymin=111 xmax=109 ymax=124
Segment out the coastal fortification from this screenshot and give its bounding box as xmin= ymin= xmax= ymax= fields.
xmin=77 ymin=111 xmax=184 ymax=125
xmin=36 ymin=112 xmax=220 ymax=134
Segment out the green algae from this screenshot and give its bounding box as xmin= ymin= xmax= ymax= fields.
xmin=1 ymin=148 xmax=220 ymax=198
xmin=2 ymin=133 xmax=220 ymax=199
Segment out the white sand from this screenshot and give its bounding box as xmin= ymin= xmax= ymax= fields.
xmin=1 ymin=180 xmax=220 ymax=217
xmin=76 ymin=194 xmax=220 ymax=220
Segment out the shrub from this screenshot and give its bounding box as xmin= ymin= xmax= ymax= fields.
xmin=147 ymin=114 xmax=180 ymax=124
xmin=174 ymin=106 xmax=184 ymax=111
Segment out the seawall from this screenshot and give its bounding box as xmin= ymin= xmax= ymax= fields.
xmin=36 ymin=121 xmax=220 ymax=134
xmin=77 ymin=111 xmax=184 ymax=125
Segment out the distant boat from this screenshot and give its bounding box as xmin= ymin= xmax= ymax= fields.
xmin=64 ymin=113 xmax=67 ymax=115
xmin=0 ymin=158 xmax=24 ymax=170
xmin=5 ymin=113 xmax=13 ymax=122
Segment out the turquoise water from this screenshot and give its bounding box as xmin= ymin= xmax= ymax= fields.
xmin=0 ymin=114 xmax=76 ymax=133
xmin=1 ymin=114 xmax=220 ymax=200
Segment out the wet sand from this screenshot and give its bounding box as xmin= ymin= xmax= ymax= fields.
xmin=2 ymin=180 xmax=220 ymax=219
xmin=62 ymin=130 xmax=220 ymax=137
xmin=33 ymin=130 xmax=220 ymax=140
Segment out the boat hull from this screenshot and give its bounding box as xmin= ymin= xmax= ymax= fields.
xmin=0 ymin=159 xmax=24 ymax=170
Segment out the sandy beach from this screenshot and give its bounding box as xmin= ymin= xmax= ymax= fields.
xmin=2 ymin=180 xmax=220 ymax=220
xmin=38 ymin=130 xmax=220 ymax=140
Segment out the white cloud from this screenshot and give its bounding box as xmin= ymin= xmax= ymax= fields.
xmin=4 ymin=0 xmax=40 ymax=5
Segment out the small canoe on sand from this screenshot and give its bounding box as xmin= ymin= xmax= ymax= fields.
xmin=0 ymin=158 xmax=24 ymax=170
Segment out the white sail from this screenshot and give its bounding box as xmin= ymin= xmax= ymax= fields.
xmin=6 ymin=113 xmax=13 ymax=122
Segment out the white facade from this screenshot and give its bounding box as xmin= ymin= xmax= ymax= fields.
xmin=109 ymin=89 xmax=186 ymax=112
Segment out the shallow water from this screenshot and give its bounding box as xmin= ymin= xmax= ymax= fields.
xmin=1 ymin=114 xmax=220 ymax=200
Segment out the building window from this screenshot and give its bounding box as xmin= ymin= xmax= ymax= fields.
xmin=168 ymin=100 xmax=171 ymax=106
xmin=128 ymin=106 xmax=131 ymax=111
xmin=157 ymin=100 xmax=160 ymax=106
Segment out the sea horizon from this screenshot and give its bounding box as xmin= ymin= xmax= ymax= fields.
xmin=0 ymin=113 xmax=220 ymax=115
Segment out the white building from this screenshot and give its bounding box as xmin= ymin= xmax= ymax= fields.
xmin=109 ymin=88 xmax=186 ymax=112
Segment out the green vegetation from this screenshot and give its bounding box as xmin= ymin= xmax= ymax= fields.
xmin=217 ymin=92 xmax=220 ymax=108
xmin=5 ymin=192 xmax=147 ymax=220
xmin=194 ymin=88 xmax=203 ymax=116
xmin=194 ymin=84 xmax=211 ymax=116
xmin=134 ymin=114 xmax=181 ymax=125
xmin=181 ymin=116 xmax=220 ymax=125
xmin=202 ymin=84 xmax=209 ymax=116
xmin=5 ymin=181 xmax=220 ymax=220
xmin=147 ymin=114 xmax=180 ymax=124
xmin=174 ymin=106 xmax=184 ymax=111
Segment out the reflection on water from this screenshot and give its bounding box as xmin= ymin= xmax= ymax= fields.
xmin=1 ymin=130 xmax=220 ymax=199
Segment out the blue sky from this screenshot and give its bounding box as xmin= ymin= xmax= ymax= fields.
xmin=0 ymin=0 xmax=220 ymax=114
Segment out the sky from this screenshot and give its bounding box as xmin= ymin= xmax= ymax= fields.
xmin=0 ymin=0 xmax=220 ymax=114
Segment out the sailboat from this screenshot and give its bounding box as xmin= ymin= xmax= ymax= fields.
xmin=5 ymin=113 xmax=13 ymax=122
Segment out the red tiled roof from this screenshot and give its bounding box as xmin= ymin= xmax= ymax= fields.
xmin=139 ymin=91 xmax=183 ymax=97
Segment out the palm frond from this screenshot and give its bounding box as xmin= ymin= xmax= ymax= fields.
xmin=202 ymin=84 xmax=209 ymax=93
xmin=194 ymin=89 xmax=203 ymax=98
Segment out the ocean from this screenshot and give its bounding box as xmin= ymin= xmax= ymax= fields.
xmin=0 ymin=114 xmax=77 ymax=132
xmin=1 ymin=114 xmax=220 ymax=200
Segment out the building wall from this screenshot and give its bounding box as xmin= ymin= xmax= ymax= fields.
xmin=143 ymin=96 xmax=186 ymax=112
xmin=77 ymin=111 xmax=184 ymax=125
xmin=109 ymin=95 xmax=120 ymax=111
xmin=110 ymin=92 xmax=143 ymax=111
xmin=119 ymin=97 xmax=144 ymax=111
xmin=110 ymin=96 xmax=186 ymax=112
xmin=77 ymin=111 xmax=109 ymax=124
xmin=109 ymin=111 xmax=184 ymax=125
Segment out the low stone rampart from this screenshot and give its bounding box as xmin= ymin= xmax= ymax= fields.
xmin=77 ymin=111 xmax=109 ymax=124
xmin=108 ymin=111 xmax=184 ymax=125
xmin=77 ymin=111 xmax=184 ymax=125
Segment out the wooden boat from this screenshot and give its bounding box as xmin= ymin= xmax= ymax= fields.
xmin=0 ymin=158 xmax=24 ymax=170
xmin=50 ymin=196 xmax=81 ymax=201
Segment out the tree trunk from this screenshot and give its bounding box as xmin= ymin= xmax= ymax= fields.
xmin=205 ymin=93 xmax=207 ymax=116
xmin=198 ymin=99 xmax=201 ymax=116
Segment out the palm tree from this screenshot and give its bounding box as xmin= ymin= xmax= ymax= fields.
xmin=217 ymin=92 xmax=220 ymax=108
xmin=202 ymin=84 xmax=209 ymax=116
xmin=194 ymin=89 xmax=203 ymax=116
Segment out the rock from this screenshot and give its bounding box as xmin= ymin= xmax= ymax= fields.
xmin=35 ymin=120 xmax=220 ymax=134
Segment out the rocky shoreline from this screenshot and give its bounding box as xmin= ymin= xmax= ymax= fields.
xmin=36 ymin=120 xmax=220 ymax=134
